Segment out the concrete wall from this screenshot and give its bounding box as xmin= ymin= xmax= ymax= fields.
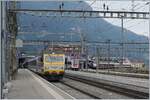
xmin=0 ymin=1 xmax=18 ymax=98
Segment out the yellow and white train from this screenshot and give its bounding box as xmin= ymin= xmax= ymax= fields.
xmin=28 ymin=53 xmax=65 ymax=80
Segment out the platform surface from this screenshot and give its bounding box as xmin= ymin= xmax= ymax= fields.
xmin=66 ymin=70 xmax=149 ymax=88
xmin=7 ymin=69 xmax=74 ymax=99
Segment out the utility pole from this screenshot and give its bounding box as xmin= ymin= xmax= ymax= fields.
xmin=146 ymin=1 xmax=150 ymax=42
xmin=70 ymin=32 xmax=73 ymax=55
xmin=80 ymin=32 xmax=85 ymax=55
xmin=0 ymin=1 xmax=3 ymax=98
xmin=121 ymin=15 xmax=124 ymax=66
xmin=148 ymin=2 xmax=150 ymax=70
xmin=85 ymin=45 xmax=88 ymax=70
xmin=51 ymin=40 xmax=53 ymax=52
xmin=80 ymin=31 xmax=87 ymax=69
xmin=149 ymin=2 xmax=150 ymax=38
xmin=96 ymin=47 xmax=100 ymax=73
xmin=107 ymin=39 xmax=111 ymax=68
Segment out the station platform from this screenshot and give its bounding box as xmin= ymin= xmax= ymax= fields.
xmin=7 ymin=69 xmax=74 ymax=99
xmin=65 ymin=70 xmax=149 ymax=88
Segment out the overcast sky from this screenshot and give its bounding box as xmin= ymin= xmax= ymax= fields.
xmin=86 ymin=1 xmax=149 ymax=37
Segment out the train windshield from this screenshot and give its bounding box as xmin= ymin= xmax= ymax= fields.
xmin=45 ymin=56 xmax=64 ymax=62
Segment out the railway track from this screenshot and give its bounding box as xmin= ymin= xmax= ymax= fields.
xmin=58 ymin=78 xmax=135 ymax=99
xmin=64 ymin=73 xmax=149 ymax=99
xmin=36 ymin=73 xmax=98 ymax=98
xmin=59 ymin=79 xmax=101 ymax=99
xmin=31 ymin=70 xmax=149 ymax=99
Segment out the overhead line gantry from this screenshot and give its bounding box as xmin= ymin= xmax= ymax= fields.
xmin=22 ymin=40 xmax=149 ymax=45
xmin=9 ymin=9 xmax=149 ymax=19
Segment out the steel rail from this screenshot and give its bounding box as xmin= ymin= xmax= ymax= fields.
xmin=64 ymin=73 xmax=149 ymax=99
xmin=59 ymin=80 xmax=101 ymax=99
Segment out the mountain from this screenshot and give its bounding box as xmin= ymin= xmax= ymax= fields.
xmin=16 ymin=1 xmax=149 ymax=67
xmin=17 ymin=1 xmax=148 ymax=42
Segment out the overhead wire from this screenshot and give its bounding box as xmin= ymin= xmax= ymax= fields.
xmin=89 ymin=1 xmax=113 ymax=36
xmin=99 ymin=17 xmax=133 ymax=34
xmin=84 ymin=0 xmax=97 ymax=10
xmin=93 ymin=1 xmax=136 ymax=34
xmin=92 ymin=1 xmax=120 ymax=34
xmin=125 ymin=20 xmax=147 ymax=29
xmin=99 ymin=18 xmax=147 ymax=35
xmin=100 ymin=1 xmax=148 ymax=34
xmin=134 ymin=2 xmax=148 ymax=11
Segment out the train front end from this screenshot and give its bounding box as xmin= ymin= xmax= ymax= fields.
xmin=43 ymin=53 xmax=65 ymax=80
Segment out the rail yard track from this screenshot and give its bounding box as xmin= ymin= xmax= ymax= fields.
xmin=63 ymin=73 xmax=149 ymax=99
xmin=57 ymin=78 xmax=133 ymax=99
xmin=32 ymin=70 xmax=149 ymax=99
